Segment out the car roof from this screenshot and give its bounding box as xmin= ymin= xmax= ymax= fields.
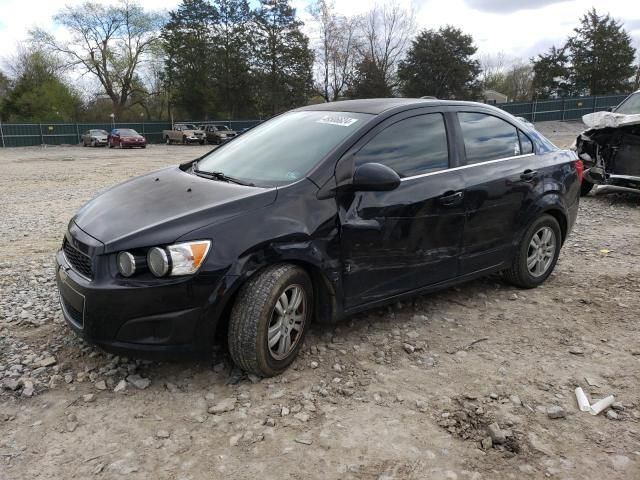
xmin=296 ymin=98 xmax=489 ymax=115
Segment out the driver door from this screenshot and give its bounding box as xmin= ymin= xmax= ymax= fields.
xmin=338 ymin=111 xmax=466 ymax=309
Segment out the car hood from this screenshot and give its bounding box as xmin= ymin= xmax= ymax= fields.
xmin=582 ymin=111 xmax=640 ymax=130
xmin=73 ymin=166 xmax=277 ymax=253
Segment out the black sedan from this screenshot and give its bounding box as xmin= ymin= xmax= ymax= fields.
xmin=56 ymin=99 xmax=582 ymax=376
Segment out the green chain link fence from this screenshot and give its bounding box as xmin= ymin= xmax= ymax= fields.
xmin=0 ymin=94 xmax=631 ymax=147
xmin=0 ymin=120 xmax=262 ymax=148
xmin=496 ymin=94 xmax=628 ymax=122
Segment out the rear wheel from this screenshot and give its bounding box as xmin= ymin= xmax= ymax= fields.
xmin=580 ymin=180 xmax=595 ymax=196
xmin=228 ymin=264 xmax=312 ymax=377
xmin=182 ymin=135 xmax=187 ymax=145
xmin=503 ymin=214 xmax=562 ymax=289
xmin=165 ymin=136 xmax=171 ymax=145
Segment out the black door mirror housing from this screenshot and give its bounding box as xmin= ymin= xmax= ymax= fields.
xmin=351 ymin=163 xmax=401 ymax=191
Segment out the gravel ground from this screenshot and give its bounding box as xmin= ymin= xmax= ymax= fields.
xmin=1 ymin=126 xmax=639 ymax=479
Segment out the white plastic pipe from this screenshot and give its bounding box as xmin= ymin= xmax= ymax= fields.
xmin=590 ymin=395 xmax=615 ymax=415
xmin=575 ymin=387 xmax=591 ymax=412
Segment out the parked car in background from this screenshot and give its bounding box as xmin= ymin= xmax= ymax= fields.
xmin=108 ymin=128 xmax=147 ymax=149
xmin=574 ymin=90 xmax=640 ymax=195
xmin=56 ymin=98 xmax=581 ymax=377
xmin=163 ymin=124 xmax=206 ymax=145
xmin=81 ymin=129 xmax=109 ymax=147
xmin=201 ymin=124 xmax=238 ymax=145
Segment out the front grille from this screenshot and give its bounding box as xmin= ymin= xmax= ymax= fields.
xmin=62 ymin=238 xmax=93 ymax=279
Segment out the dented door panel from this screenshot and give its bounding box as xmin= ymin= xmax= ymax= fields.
xmin=338 ymin=171 xmax=465 ymax=308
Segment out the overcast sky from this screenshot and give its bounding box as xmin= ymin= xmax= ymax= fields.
xmin=0 ymin=0 xmax=638 ymax=69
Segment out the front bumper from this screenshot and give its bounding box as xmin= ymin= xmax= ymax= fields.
xmin=121 ymin=141 xmax=146 ymax=147
xmin=55 ymin=248 xmax=230 ymax=359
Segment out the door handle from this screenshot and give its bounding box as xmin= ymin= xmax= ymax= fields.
xmin=438 ymin=191 xmax=464 ymax=206
xmin=520 ymin=169 xmax=538 ymax=181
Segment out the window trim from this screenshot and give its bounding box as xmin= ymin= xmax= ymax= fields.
xmin=352 ymin=111 xmax=451 ymax=178
xmin=401 ymin=153 xmax=535 ymax=182
xmin=456 ymin=110 xmax=532 ymax=166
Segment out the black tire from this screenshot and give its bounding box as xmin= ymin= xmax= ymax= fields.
xmin=165 ymin=136 xmax=171 ymax=145
xmin=182 ymin=135 xmax=187 ymax=145
xmin=503 ymin=214 xmax=562 ymax=289
xmin=199 ymin=140 xmax=205 ymax=145
xmin=580 ymin=180 xmax=595 ymax=196
xmin=108 ymin=140 xmax=113 ymax=148
xmin=228 ymin=264 xmax=312 ymax=377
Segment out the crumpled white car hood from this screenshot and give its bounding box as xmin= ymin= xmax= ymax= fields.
xmin=582 ymin=111 xmax=640 ymax=129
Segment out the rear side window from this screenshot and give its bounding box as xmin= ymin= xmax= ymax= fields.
xmin=519 ymin=130 xmax=534 ymax=154
xmin=354 ymin=113 xmax=449 ymax=177
xmin=458 ymin=112 xmax=520 ymax=164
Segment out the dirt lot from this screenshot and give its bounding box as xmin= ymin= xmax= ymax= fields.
xmin=1 ymin=126 xmax=639 ymax=479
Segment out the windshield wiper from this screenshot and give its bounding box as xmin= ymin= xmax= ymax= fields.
xmin=192 ymin=163 xmax=255 ymax=187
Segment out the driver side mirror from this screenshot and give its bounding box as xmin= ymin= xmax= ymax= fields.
xmin=351 ymin=162 xmax=401 ymax=191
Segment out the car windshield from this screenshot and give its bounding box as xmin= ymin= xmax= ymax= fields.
xmin=215 ymin=125 xmax=229 ymax=131
xmin=184 ymin=124 xmax=199 ymax=130
xmin=91 ymin=130 xmax=108 ymax=135
xmin=194 ymin=110 xmax=372 ymax=187
xmin=117 ymin=129 xmax=139 ymax=136
xmin=615 ymin=92 xmax=640 ymax=115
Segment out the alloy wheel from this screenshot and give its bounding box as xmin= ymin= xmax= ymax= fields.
xmin=527 ymin=226 xmax=556 ymax=277
xmin=267 ymin=285 xmax=306 ymax=360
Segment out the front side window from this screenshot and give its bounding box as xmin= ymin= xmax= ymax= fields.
xmin=459 ymin=112 xmax=520 ymax=164
xmin=354 ymin=113 xmax=449 ymax=178
xmin=195 ymin=110 xmax=373 ymax=186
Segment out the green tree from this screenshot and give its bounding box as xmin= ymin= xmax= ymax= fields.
xmin=531 ymin=46 xmax=572 ymax=98
xmin=398 ymin=26 xmax=480 ymax=99
xmin=162 ymin=0 xmax=218 ymax=120
xmin=253 ymin=0 xmax=313 ymax=116
xmin=1 ymin=50 xmax=81 ymax=121
xmin=569 ymin=9 xmax=636 ymax=95
xmin=346 ymin=57 xmax=392 ymax=98
xmin=211 ymin=0 xmax=255 ymax=119
xmin=0 ymin=71 xmax=10 ymax=120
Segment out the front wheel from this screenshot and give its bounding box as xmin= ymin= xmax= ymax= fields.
xmin=503 ymin=214 xmax=562 ymax=289
xmin=228 ymin=264 xmax=312 ymax=377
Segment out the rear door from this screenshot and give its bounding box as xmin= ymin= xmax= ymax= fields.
xmin=339 ymin=109 xmax=466 ymax=308
xmin=455 ymin=110 xmax=539 ymax=274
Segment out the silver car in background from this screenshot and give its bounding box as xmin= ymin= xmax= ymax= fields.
xmin=81 ymin=129 xmax=109 ymax=147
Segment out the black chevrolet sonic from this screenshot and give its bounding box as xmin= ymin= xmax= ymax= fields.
xmin=56 ymin=98 xmax=582 ymax=376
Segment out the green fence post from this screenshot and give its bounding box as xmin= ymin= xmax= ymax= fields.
xmin=561 ymin=98 xmax=565 ymax=121
xmin=39 ymin=124 xmax=44 ymax=146
xmin=76 ymin=123 xmax=80 ymax=144
xmin=0 ymin=120 xmax=4 ymax=148
xmin=593 ymin=96 xmax=598 ymax=112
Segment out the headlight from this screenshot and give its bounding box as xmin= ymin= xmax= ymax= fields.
xmin=167 ymin=241 xmax=211 ymax=275
xmin=117 ymin=252 xmax=137 ymax=277
xmin=148 ymin=247 xmax=170 ymax=277
xmin=146 ymin=241 xmax=210 ymax=277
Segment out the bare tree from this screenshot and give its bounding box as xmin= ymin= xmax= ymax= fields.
xmin=479 ymin=52 xmax=507 ymax=89
xmin=502 ymin=62 xmax=534 ymax=101
xmin=31 ymin=0 xmax=164 ymax=113
xmin=356 ymin=1 xmax=415 ymax=91
xmin=310 ymin=0 xmax=359 ymax=101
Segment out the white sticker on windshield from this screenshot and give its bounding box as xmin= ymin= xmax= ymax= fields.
xmin=317 ymin=115 xmax=359 ymax=127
